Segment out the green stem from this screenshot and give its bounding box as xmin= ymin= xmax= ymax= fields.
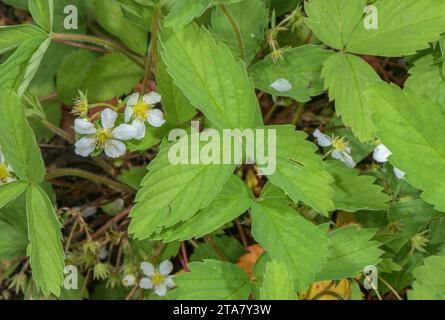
xmin=218 ymin=4 xmax=245 ymax=60
xmin=142 ymin=6 xmax=161 ymax=93
xmin=45 ymin=168 xmax=135 ymax=193
xmin=42 ymin=119 xmax=74 ymax=143
xmin=291 ymin=102 xmax=305 ymax=126
xmin=51 ymin=33 xmax=145 ymax=69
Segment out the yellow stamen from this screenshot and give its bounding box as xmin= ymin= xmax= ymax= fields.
xmin=0 ymin=164 xmax=11 ymax=181
xmin=152 ymin=273 xmax=165 ymax=285
xmin=72 ymin=91 xmax=89 ymax=118
xmin=133 ymin=101 xmax=151 ymax=120
xmin=95 ymin=129 xmax=113 ymax=148
xmin=332 ymin=137 xmax=347 ymax=152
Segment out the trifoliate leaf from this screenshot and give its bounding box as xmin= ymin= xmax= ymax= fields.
xmin=325 ymin=160 xmax=391 ymax=212
xmin=84 ymin=54 xmax=144 ymax=103
xmin=0 ymin=92 xmax=46 ymax=183
xmin=322 ymin=52 xmax=381 ymax=142
xmin=316 ymin=225 xmax=383 ymax=281
xmin=164 ymin=0 xmax=243 ymax=31
xmin=409 ymin=255 xmax=445 ymax=300
xmin=347 ymin=0 xmax=445 ymax=57
xmin=128 ymin=132 xmax=235 ymax=239
xmin=29 ymin=0 xmax=54 ymax=31
xmin=249 ymin=46 xmax=332 ymax=102
xmin=0 ymin=219 xmax=27 ymax=260
xmin=365 ymin=83 xmax=445 ymax=212
xmin=251 ymin=200 xmax=330 ymax=290
xmin=160 ymin=22 xmax=257 ymax=130
xmin=304 ymin=0 xmax=366 ymax=50
xmin=265 ymin=125 xmax=335 ymax=215
xmin=26 ymin=184 xmax=64 ymax=297
xmin=0 ymin=25 xmax=47 ymax=54
xmin=171 ymin=259 xmax=251 ymax=299
xmin=0 ymin=182 xmax=29 ymax=210
xmin=260 ymin=260 xmax=295 ymax=300
xmin=405 ymin=55 xmax=445 ymax=110
xmin=157 ymin=59 xmax=197 ymax=124
xmin=153 ymin=175 xmax=252 ymax=242
xmin=211 ymin=0 xmax=268 ymax=63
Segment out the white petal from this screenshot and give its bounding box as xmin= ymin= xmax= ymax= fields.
xmin=123 ymin=274 xmax=136 ymax=287
xmin=139 ymin=277 xmax=153 ymax=289
xmin=101 ymin=108 xmax=118 ymax=129
xmin=74 ymin=119 xmax=96 ymax=135
xmin=154 ymin=283 xmax=168 ymax=297
xmin=126 ymin=93 xmax=140 ymax=106
xmin=394 ymin=167 xmax=406 ymax=179
xmin=7 ymin=165 xmax=14 ymax=174
xmin=98 ymin=247 xmax=108 ymax=260
xmin=112 ymin=124 xmax=137 ymax=140
xmin=147 ymin=109 xmax=166 ymax=128
xmin=132 ymin=119 xmax=146 ymax=140
xmin=140 ymin=262 xmax=155 ymax=276
xmin=159 ymin=260 xmax=173 ymax=276
xmin=164 ymin=276 xmax=176 ymax=288
xmin=270 ymin=78 xmax=292 ymax=92
xmin=104 ymin=140 xmax=126 ymax=158
xmin=336 ymin=151 xmax=356 ymax=168
xmin=0 ymin=151 xmax=4 ymax=163
xmin=373 ymin=144 xmax=392 ymax=163
xmin=75 ymin=138 xmax=96 ymax=157
xmin=143 ymin=92 xmax=162 ymax=105
xmin=124 ymin=106 xmax=134 ymax=123
xmin=313 ymin=129 xmax=332 ymax=147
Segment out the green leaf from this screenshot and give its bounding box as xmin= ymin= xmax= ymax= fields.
xmin=0 ymin=92 xmax=46 ymax=183
xmin=251 ymin=200 xmax=330 ymax=290
xmin=56 ymin=50 xmax=97 ymax=104
xmin=409 ymin=255 xmax=445 ymax=300
xmin=128 ymin=132 xmax=235 ymax=239
xmin=165 ymin=0 xmax=242 ymax=31
xmin=171 ymin=259 xmax=251 ymax=299
xmin=365 ymin=83 xmax=445 ymax=212
xmin=160 ymin=22 xmax=257 ymax=130
xmin=405 ymin=55 xmax=445 ymax=110
xmin=260 ymin=260 xmax=295 ymax=300
xmin=304 ymin=0 xmax=366 ymax=49
xmin=0 ymin=219 xmax=27 ymax=260
xmin=190 ymin=236 xmax=246 ymax=263
xmin=93 ymin=0 xmax=147 ymax=55
xmin=265 ymin=125 xmax=335 ymax=215
xmin=249 ymin=46 xmax=332 ymax=102
xmin=0 ymin=37 xmax=49 ymax=95
xmin=0 ymin=182 xmax=29 ymax=210
xmin=156 ymin=59 xmax=197 ymax=124
xmin=322 ymin=52 xmax=381 ymax=142
xmin=26 ymin=184 xmax=64 ymax=297
xmin=211 ymin=0 xmax=268 ymax=63
xmin=29 ymin=0 xmax=54 ymax=31
xmin=316 ymin=225 xmax=383 ymax=281
xmin=153 ymin=175 xmax=252 ymax=242
xmin=84 ymin=54 xmax=144 ymax=103
xmin=0 ymin=25 xmax=47 ymax=54
xmin=347 ymin=0 xmax=445 ymax=57
xmin=324 ymin=160 xmax=390 ymax=212
xmin=117 ymin=166 xmax=148 ymax=190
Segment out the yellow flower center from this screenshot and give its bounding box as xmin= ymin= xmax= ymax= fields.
xmin=152 ymin=273 xmax=165 ymax=285
xmin=133 ymin=101 xmax=151 ymax=120
xmin=95 ymin=129 xmax=113 ymax=147
xmin=332 ymin=138 xmax=347 ymax=152
xmin=0 ymin=164 xmax=11 ymax=181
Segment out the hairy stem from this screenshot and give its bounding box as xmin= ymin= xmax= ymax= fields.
xmin=142 ymin=5 xmax=161 ymax=93
xmin=218 ymin=4 xmax=245 ymax=61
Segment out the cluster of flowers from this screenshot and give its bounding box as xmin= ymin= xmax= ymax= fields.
xmin=74 ymin=92 xmax=165 ymax=159
xmin=122 ymin=260 xmax=175 ymax=297
xmin=313 ymin=129 xmax=406 ymax=179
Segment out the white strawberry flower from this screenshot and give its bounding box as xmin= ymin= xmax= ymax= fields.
xmin=125 ymin=92 xmax=165 ymax=140
xmin=372 ymin=143 xmax=406 ymax=180
xmin=139 ymin=260 xmax=175 ymax=296
xmin=74 ymin=108 xmax=136 ymax=158
xmin=0 ymin=150 xmax=15 ymax=184
xmin=313 ymin=129 xmax=356 ymax=168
